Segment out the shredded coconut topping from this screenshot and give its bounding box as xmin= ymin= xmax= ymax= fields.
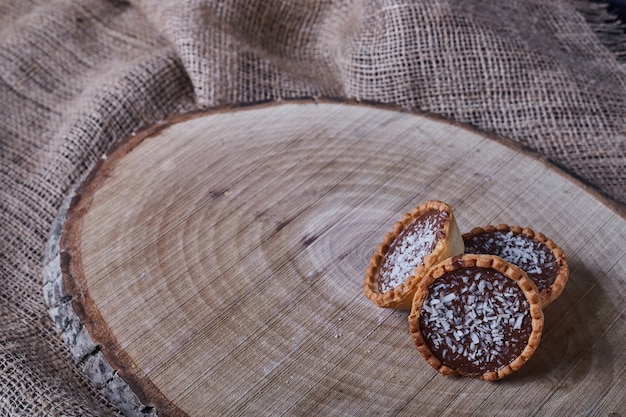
xmin=419 ymin=267 xmax=532 ymax=375
xmin=378 ymin=210 xmax=446 ymax=292
xmin=464 ymin=231 xmax=557 ymax=292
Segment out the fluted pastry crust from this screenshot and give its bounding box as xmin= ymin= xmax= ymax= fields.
xmin=363 ymin=200 xmax=464 ymax=310
xmin=408 ymin=254 xmax=544 ymax=381
xmin=462 ymin=224 xmax=569 ymax=307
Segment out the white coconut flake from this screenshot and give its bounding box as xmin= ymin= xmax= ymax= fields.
xmin=441 ymin=293 xmax=457 ymax=304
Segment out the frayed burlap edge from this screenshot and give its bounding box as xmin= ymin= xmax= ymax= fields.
xmin=574 ymin=0 xmax=626 ymax=62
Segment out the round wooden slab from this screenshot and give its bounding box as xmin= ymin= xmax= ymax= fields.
xmin=60 ymin=101 xmax=626 ymax=416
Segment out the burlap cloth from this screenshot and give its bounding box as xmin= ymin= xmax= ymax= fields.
xmin=1 ymin=0 xmax=625 ymax=415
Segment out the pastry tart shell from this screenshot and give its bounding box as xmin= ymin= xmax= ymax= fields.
xmin=463 ymin=224 xmax=569 ymax=307
xmin=363 ymin=200 xmax=464 ymax=310
xmin=408 ymin=254 xmax=544 ymax=381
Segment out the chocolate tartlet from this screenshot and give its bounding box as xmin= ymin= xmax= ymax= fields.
xmin=408 ymin=254 xmax=543 ymax=381
xmin=363 ymin=200 xmax=464 ymax=309
xmin=463 ymin=225 xmax=568 ymax=307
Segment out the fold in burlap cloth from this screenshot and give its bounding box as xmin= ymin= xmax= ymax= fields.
xmin=1 ymin=0 xmax=625 ymax=415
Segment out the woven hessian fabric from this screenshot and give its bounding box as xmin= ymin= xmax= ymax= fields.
xmin=1 ymin=0 xmax=624 ymax=415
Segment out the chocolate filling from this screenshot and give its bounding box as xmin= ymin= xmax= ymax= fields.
xmin=419 ymin=267 xmax=532 ymax=376
xmin=464 ymin=231 xmax=558 ymax=293
xmin=378 ymin=209 xmax=447 ymax=293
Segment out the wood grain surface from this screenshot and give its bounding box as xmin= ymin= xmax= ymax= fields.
xmin=61 ymin=101 xmax=626 ymax=416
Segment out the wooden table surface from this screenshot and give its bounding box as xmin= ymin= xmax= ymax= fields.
xmin=60 ymin=101 xmax=626 ymax=416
